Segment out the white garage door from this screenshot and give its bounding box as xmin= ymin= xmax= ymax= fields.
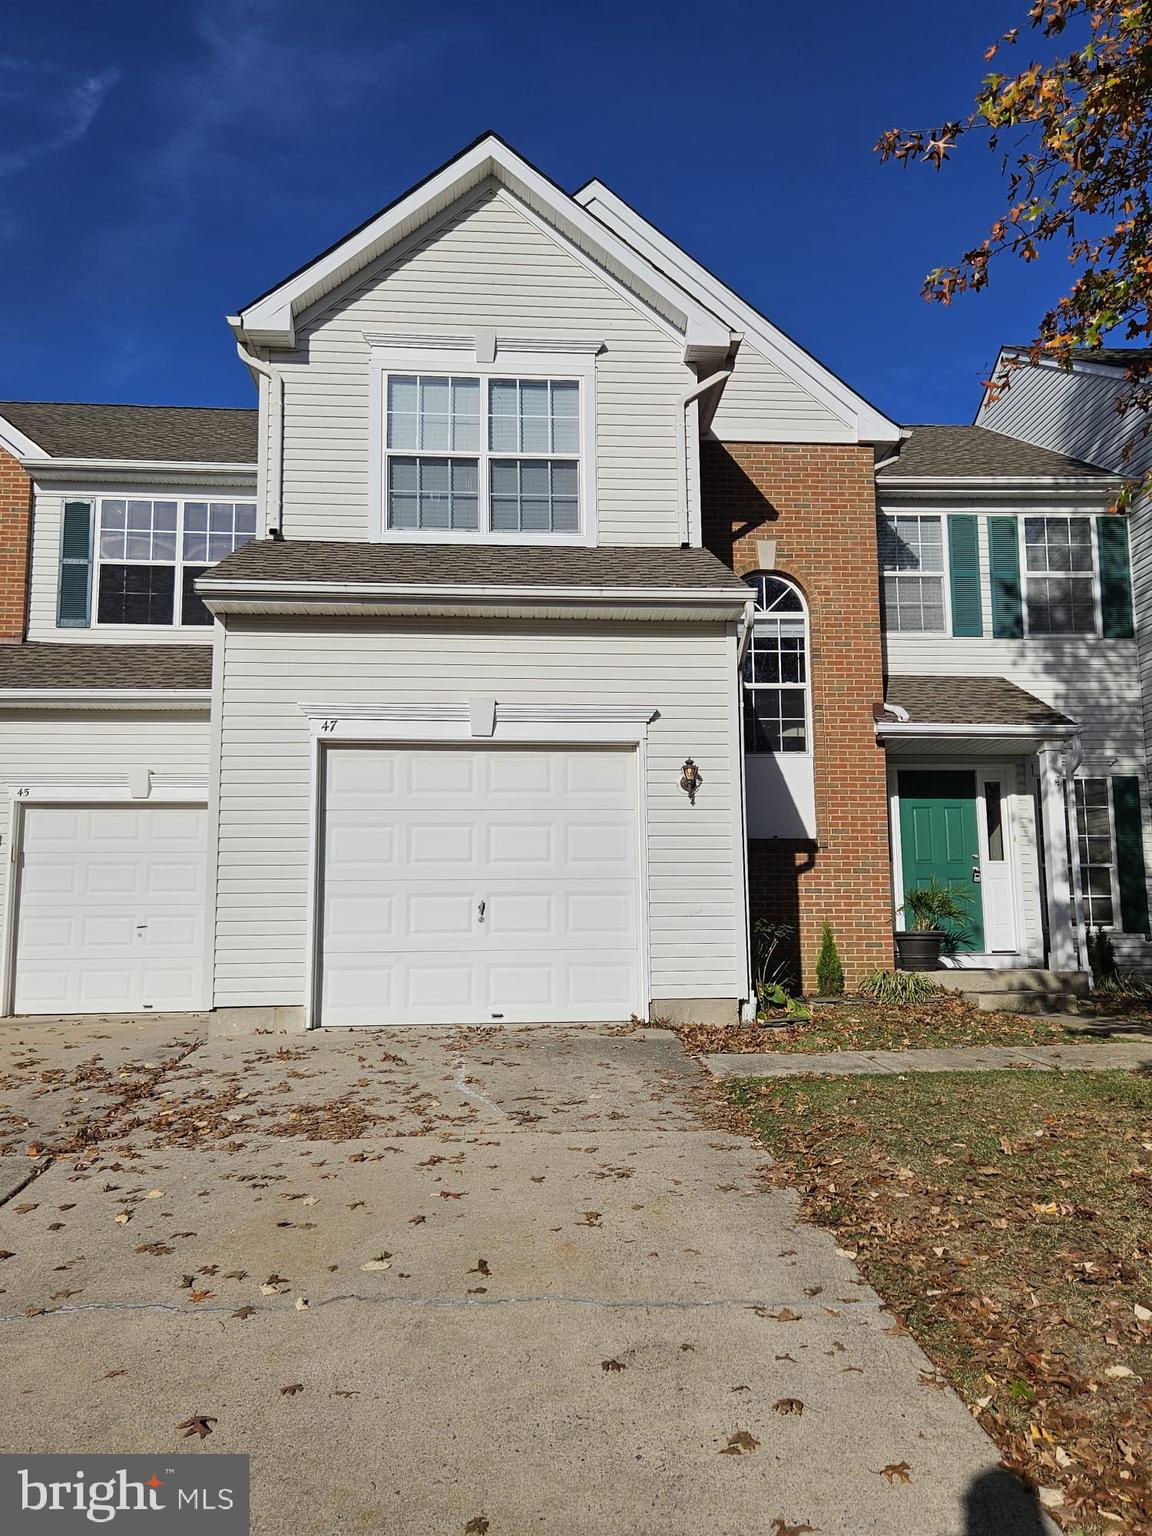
xmin=320 ymin=747 xmax=640 ymax=1026
xmin=13 ymin=804 xmax=207 ymax=1015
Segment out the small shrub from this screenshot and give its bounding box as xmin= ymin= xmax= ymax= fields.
xmin=1094 ymin=968 xmax=1152 ymax=999
xmin=758 ymin=981 xmax=810 ymax=1021
xmin=815 ymin=922 xmax=844 ymax=996
xmin=751 ymin=918 xmax=800 ymax=998
xmin=1087 ymin=924 xmax=1118 ymax=984
xmin=858 ymin=969 xmax=941 ymax=1004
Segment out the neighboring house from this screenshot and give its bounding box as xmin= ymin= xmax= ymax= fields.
xmin=0 ymin=135 xmax=1146 ymax=1029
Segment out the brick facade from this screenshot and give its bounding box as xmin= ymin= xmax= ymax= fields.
xmin=0 ymin=445 xmax=31 ymax=642
xmin=701 ymin=441 xmax=894 ymax=990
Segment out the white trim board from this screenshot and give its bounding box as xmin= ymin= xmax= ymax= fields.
xmin=232 ymin=136 xmax=732 ymax=359
xmin=573 ymin=179 xmax=900 ymax=444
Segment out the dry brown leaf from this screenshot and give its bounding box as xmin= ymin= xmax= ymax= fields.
xmin=177 ymin=1416 xmax=216 ymax=1439
xmin=280 ymin=1383 xmax=304 ymax=1396
xmin=878 ymin=1462 xmax=912 ymax=1484
xmin=601 ymin=1358 xmax=626 ymax=1372
xmin=719 ymin=1429 xmax=760 ymax=1456
xmin=773 ymin=1397 xmax=805 ymax=1416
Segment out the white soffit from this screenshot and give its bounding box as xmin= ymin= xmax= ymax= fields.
xmin=574 ymin=179 xmax=901 ymax=444
xmin=232 ymin=134 xmax=732 ymax=359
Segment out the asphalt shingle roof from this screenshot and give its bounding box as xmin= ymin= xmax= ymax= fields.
xmin=0 ymin=402 xmax=257 ymax=463
xmin=879 ymin=425 xmax=1110 ymax=481
xmin=879 ymin=675 xmax=1074 ymax=728
xmin=0 ymin=644 xmax=212 ymax=691
xmin=201 ymin=541 xmax=749 ymax=590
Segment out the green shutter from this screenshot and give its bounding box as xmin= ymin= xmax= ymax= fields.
xmin=57 ymin=500 xmax=92 ymax=628
xmin=948 ymin=514 xmax=983 ymax=636
xmin=988 ymin=516 xmax=1023 ymax=638
xmin=1097 ymin=516 xmax=1135 ymax=639
xmin=1112 ymin=775 xmax=1150 ymax=935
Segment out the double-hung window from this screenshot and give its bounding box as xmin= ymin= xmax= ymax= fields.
xmin=1023 ymin=516 xmax=1096 ymax=634
xmin=878 ymin=514 xmax=946 ymax=632
xmin=95 ymin=497 xmax=257 ymax=627
xmin=385 ymin=373 xmax=581 ymax=537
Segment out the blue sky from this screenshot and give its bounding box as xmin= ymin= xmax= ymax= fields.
xmin=0 ymin=0 xmax=1071 ymax=424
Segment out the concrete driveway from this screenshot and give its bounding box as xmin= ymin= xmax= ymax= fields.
xmin=0 ymin=1018 xmax=1049 ymax=1535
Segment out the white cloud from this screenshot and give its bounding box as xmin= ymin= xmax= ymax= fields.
xmin=0 ymin=59 xmax=120 ymax=177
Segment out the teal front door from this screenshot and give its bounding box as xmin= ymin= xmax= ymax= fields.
xmin=897 ymin=770 xmax=985 ymax=952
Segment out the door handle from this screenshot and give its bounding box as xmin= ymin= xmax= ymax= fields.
xmin=477 ymin=900 xmax=486 ymax=923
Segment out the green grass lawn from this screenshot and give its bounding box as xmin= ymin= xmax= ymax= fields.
xmin=730 ymin=1069 xmax=1152 ymax=1535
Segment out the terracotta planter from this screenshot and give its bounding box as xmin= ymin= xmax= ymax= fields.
xmin=894 ymin=929 xmax=944 ymax=972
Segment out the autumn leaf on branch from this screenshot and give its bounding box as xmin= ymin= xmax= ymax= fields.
xmin=876 ymin=0 xmax=1152 ymax=484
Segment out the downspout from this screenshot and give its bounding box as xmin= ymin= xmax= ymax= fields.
xmin=235 ymin=338 xmax=283 ymax=538
xmin=676 ymin=370 xmax=731 ymax=547
xmin=1061 ymin=732 xmax=1087 ymax=971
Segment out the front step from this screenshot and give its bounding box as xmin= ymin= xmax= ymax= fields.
xmin=919 ymin=968 xmax=1091 ymax=1015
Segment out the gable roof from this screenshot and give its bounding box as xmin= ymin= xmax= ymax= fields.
xmin=231 ymin=132 xmax=732 ymax=359
xmin=877 ymin=424 xmax=1116 ymax=482
xmin=0 ymin=402 xmax=257 ymax=464
xmin=572 ymin=179 xmax=901 ymax=444
xmin=1001 ymin=344 xmax=1152 ymax=372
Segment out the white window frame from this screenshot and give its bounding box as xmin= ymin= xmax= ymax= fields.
xmin=1020 ymin=514 xmax=1101 ymax=638
xmin=367 ymin=339 xmax=598 ymax=546
xmin=877 ymin=511 xmax=951 ymax=636
xmin=1074 ymin=774 xmax=1120 ymax=930
xmin=741 ymin=572 xmax=812 ymax=757
xmin=89 ymin=493 xmax=258 ymax=632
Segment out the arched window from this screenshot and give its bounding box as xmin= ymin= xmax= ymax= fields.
xmin=742 ymin=573 xmax=809 ymax=754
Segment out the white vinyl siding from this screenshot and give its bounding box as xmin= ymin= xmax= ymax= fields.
xmin=708 ymin=344 xmax=855 ymax=444
xmin=275 ymin=185 xmax=694 ymax=545
xmin=211 ymin=617 xmax=744 ymax=1010
xmin=977 ymin=359 xmax=1152 ymax=773
xmin=26 ymin=485 xmax=256 ymax=644
xmin=0 ymin=708 xmax=211 ymax=992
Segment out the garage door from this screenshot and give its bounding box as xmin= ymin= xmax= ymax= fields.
xmin=319 ymin=747 xmax=640 ymax=1025
xmin=12 ymin=804 xmax=207 ymax=1015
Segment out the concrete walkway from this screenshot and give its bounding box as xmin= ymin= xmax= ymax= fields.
xmin=705 ymin=1038 xmax=1152 ymax=1078
xmin=0 ymin=1019 xmax=1053 ymax=1534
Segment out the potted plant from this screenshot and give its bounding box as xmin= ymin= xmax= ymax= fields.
xmin=894 ymin=879 xmax=973 ymax=971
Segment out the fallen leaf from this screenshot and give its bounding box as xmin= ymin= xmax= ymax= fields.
xmin=438 ymin=1191 xmax=466 ymax=1200
xmin=720 ymin=1429 xmax=760 ymax=1456
xmin=878 ymin=1462 xmax=912 ymax=1484
xmin=280 ymin=1383 xmax=304 ymax=1396
xmin=1134 ymin=1303 xmax=1151 ymax=1323
xmin=188 ymin=1290 xmax=215 ymax=1304
xmin=1104 ymin=1365 xmax=1135 ymax=1379
xmin=145 ymin=1190 xmax=163 ymax=1200
xmin=771 ymin=1523 xmax=819 ymax=1536
xmin=580 ymin=1211 xmax=602 ymax=1226
xmin=360 ymin=1260 xmax=391 ymax=1272
xmin=103 ymin=1369 xmax=127 ymax=1379
xmin=469 ymin=1259 xmax=492 ymax=1276
xmin=232 ymin=1306 xmax=256 ymax=1320
xmin=464 ymin=1519 xmax=489 ymax=1535
xmin=294 ymin=1296 xmax=309 ymax=1312
xmin=113 ymin=1212 xmax=132 ymax=1225
xmin=177 ymin=1416 xmax=216 ymax=1439
xmin=773 ymin=1398 xmax=804 ymax=1416
xmin=601 ymin=1359 xmax=626 ymax=1372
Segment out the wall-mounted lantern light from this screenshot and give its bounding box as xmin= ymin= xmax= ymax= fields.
xmin=680 ymin=758 xmax=701 ymax=805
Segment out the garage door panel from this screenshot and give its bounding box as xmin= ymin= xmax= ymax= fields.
xmin=320 ymin=747 xmax=640 ymax=1025
xmin=13 ymin=804 xmax=207 ymax=1016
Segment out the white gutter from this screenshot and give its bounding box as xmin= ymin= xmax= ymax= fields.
xmin=876 ymin=475 xmax=1128 ymax=491
xmin=231 ymin=328 xmax=283 ymax=536
xmin=197 ymin=577 xmax=748 ymax=608
xmin=875 ymin=721 xmax=1079 ymax=739
xmin=21 ymin=457 xmax=256 ymax=478
xmin=676 ymin=370 xmax=731 ymax=545
xmin=737 ymin=598 xmax=755 ymax=666
xmin=0 ymin=689 xmax=211 ymax=709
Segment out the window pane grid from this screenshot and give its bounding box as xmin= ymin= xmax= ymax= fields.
xmin=741 ymin=574 xmax=808 ymax=754
xmin=879 ymin=515 xmax=946 ymax=633
xmin=1024 ymin=517 xmax=1098 ymax=634
xmin=384 ymin=373 xmax=582 ymax=535
xmin=1075 ymin=777 xmax=1116 ymax=928
xmin=95 ymin=497 xmax=256 ymax=627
